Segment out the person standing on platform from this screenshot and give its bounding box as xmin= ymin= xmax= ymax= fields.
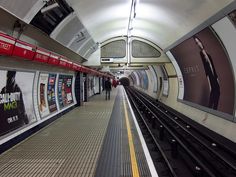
xmin=104 ymin=78 xmax=112 ymax=100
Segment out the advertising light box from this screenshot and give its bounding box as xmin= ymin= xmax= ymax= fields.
xmin=38 ymin=73 xmax=50 ymax=117
xmin=170 ymin=27 xmax=235 ymax=115
xmin=47 ymin=74 xmax=57 ymax=113
xmin=34 ymin=48 xmax=50 ymax=63
xmin=0 ymin=70 xmax=37 ymax=136
xmin=12 ymin=40 xmax=36 ymax=60
xmin=58 ymin=75 xmax=74 ymax=109
xmin=38 ymin=73 xmax=57 ymax=118
xmin=0 ymin=33 xmax=15 ymax=56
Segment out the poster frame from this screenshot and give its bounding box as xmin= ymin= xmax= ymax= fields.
xmin=37 ymin=72 xmax=59 ymax=119
xmin=57 ymin=73 xmax=76 ymax=110
xmin=0 ymin=67 xmax=37 ymax=137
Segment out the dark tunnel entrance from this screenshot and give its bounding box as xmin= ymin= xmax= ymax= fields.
xmin=119 ymin=77 xmax=130 ymax=86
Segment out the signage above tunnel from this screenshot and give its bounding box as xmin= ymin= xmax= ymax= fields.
xmin=129 ymin=37 xmax=170 ymax=64
xmin=101 ymin=37 xmax=127 ymax=64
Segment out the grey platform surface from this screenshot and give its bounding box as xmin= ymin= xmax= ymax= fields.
xmin=0 ymin=86 xmax=151 ymax=177
xmin=94 ymin=87 xmax=151 ymax=177
xmin=0 ymin=89 xmax=117 ymax=177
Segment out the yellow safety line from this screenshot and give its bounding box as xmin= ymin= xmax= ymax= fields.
xmin=123 ymin=98 xmax=140 ymax=177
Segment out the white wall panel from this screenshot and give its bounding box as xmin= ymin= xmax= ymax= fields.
xmin=166 ymin=51 xmax=184 ymax=99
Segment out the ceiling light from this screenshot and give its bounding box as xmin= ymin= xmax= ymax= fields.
xmin=41 ymin=3 xmax=59 ymax=13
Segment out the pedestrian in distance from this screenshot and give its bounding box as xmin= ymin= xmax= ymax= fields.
xmin=112 ymin=79 xmax=117 ymax=88
xmin=104 ymin=78 xmax=112 ymax=100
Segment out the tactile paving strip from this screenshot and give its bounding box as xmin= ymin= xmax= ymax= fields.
xmin=0 ymin=89 xmax=118 ymax=177
xmin=127 ymin=103 xmax=152 ymax=177
xmin=122 ymin=90 xmax=152 ymax=177
xmin=94 ymin=87 xmax=151 ymax=177
xmin=94 ymin=88 xmax=125 ymax=177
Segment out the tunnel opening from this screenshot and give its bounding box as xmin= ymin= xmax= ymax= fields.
xmin=119 ymin=77 xmax=130 ymax=86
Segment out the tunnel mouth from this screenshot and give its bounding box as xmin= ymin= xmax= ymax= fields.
xmin=119 ymin=77 xmax=130 ymax=86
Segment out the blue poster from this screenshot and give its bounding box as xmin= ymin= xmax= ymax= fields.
xmin=140 ymin=70 xmax=148 ymax=90
xmin=58 ymin=75 xmax=73 ymax=109
xmin=47 ymin=74 xmax=57 ymax=113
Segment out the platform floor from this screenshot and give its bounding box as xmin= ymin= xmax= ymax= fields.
xmin=0 ymin=86 xmax=153 ymax=177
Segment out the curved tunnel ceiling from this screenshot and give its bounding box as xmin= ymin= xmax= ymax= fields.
xmin=0 ymin=0 xmax=234 ymax=61
xmin=67 ymin=0 xmax=233 ymax=49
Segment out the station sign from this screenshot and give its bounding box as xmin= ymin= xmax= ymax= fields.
xmin=72 ymin=63 xmax=81 ymax=71
xmin=0 ymin=33 xmax=15 ymax=56
xmin=58 ymin=57 xmax=68 ymax=67
xmin=34 ymin=48 xmax=50 ymax=63
xmin=80 ymin=66 xmax=88 ymax=73
xmin=66 ymin=60 xmax=73 ymax=69
xmin=48 ymin=53 xmax=60 ymax=65
xmin=12 ymin=40 xmax=36 ymax=60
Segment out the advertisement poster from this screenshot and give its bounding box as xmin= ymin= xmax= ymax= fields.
xmin=0 ymin=70 xmax=36 ymax=136
xmin=133 ymin=72 xmax=140 ymax=86
xmin=150 ymin=66 xmax=158 ymax=93
xmin=38 ymin=73 xmax=50 ymax=117
xmin=58 ymin=75 xmax=74 ymax=109
xmin=136 ymin=71 xmax=142 ymax=88
xmin=171 ymin=27 xmax=235 ymax=115
xmin=47 ymin=74 xmax=57 ymax=113
xmin=94 ymin=77 xmax=100 ymax=94
xmin=161 ymin=66 xmax=169 ymax=96
xmin=140 ymin=70 xmax=149 ymax=90
xmin=87 ymin=75 xmax=94 ymax=97
xmin=130 ymin=72 xmax=137 ymax=86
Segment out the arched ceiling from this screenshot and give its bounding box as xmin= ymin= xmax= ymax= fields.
xmin=0 ymin=0 xmax=234 ymax=61
xmin=67 ymin=0 xmax=233 ymax=49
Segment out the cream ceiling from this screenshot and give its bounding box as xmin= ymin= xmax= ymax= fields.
xmin=0 ymin=0 xmax=234 ymax=60
xmin=67 ymin=0 xmax=234 ymax=49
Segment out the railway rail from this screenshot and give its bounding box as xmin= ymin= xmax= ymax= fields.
xmin=125 ymin=86 xmax=236 ymax=177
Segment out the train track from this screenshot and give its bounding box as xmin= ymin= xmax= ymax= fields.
xmin=125 ymin=86 xmax=236 ymax=177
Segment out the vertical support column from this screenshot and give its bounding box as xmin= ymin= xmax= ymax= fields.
xmin=74 ymin=72 xmax=81 ymax=107
xmin=84 ymin=73 xmax=88 ymax=102
xmin=80 ymin=72 xmax=83 ymax=105
xmin=102 ymin=76 xmax=105 ymax=91
xmin=99 ymin=77 xmax=101 ymax=94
